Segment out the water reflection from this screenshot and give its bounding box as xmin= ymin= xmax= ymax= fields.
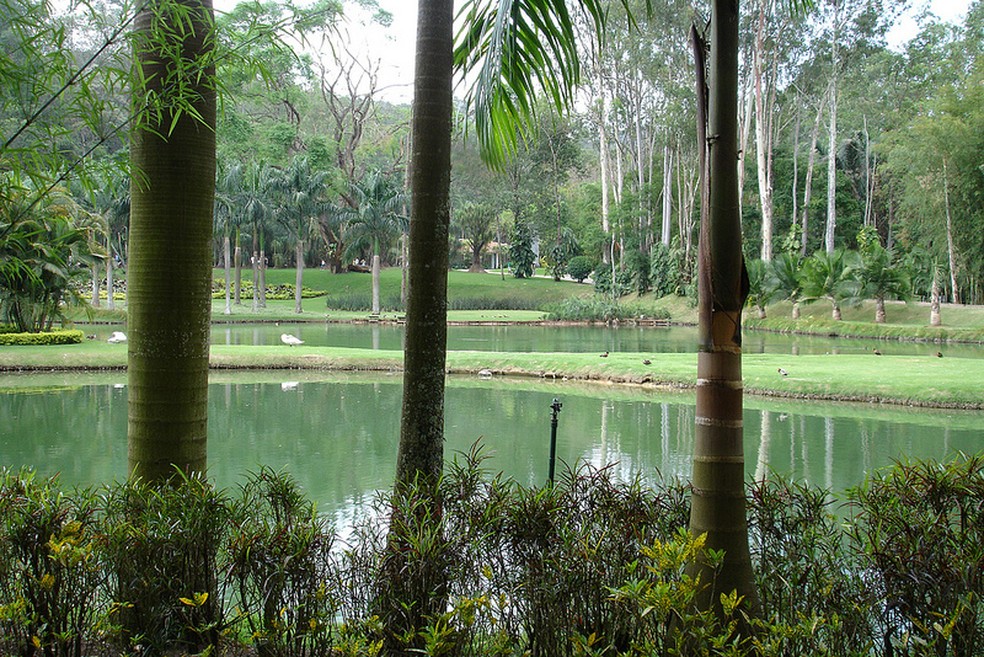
xmin=1 ymin=373 xmax=981 ymax=520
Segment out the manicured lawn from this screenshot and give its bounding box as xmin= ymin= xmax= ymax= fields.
xmin=4 ymin=342 xmax=982 ymax=409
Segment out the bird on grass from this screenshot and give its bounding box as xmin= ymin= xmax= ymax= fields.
xmin=872 ymin=348 xmax=882 ymax=356
xmin=778 ymin=367 xmax=788 ymax=377
xmin=107 ymin=331 xmax=127 ymax=344
xmin=599 ymin=351 xmax=609 ymax=358
xmin=936 ymin=351 xmax=943 ymax=358
xmin=281 ymin=333 xmax=304 ymax=347
xmin=642 ymin=359 xmax=652 ymax=365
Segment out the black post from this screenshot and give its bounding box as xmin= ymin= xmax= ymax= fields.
xmin=548 ymin=398 xmax=562 ymax=485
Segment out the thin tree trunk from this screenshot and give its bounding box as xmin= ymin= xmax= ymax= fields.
xmin=127 ymin=0 xmax=215 ymax=482
xmin=875 ymin=295 xmax=885 ymax=323
xmin=802 ymin=95 xmax=824 ymax=257
xmin=791 ymin=107 xmax=800 ymax=237
xmin=689 ymin=8 xmax=759 ymax=616
xmin=91 ymin=265 xmax=101 ymax=307
xmin=930 ymin=268 xmax=941 ymax=326
xmin=753 ymin=0 xmax=773 ymax=261
xmin=599 ymin=83 xmax=612 ymax=264
xmin=942 ymin=158 xmax=960 ymax=304
xmin=259 ymin=247 xmax=267 ymax=307
xmin=106 ymin=244 xmax=115 ymax=310
xmin=661 ymin=142 xmax=673 ymax=246
xmin=371 ymin=251 xmax=381 ymax=314
xmin=223 ymin=232 xmax=231 ymax=315
xmin=234 ymin=232 xmax=242 ymax=305
xmin=825 ymin=13 xmax=839 ymax=255
xmin=294 ymin=238 xmax=304 ymax=314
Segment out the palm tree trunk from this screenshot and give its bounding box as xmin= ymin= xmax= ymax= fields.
xmin=91 ymin=265 xmax=101 ymax=307
xmin=294 ymin=238 xmax=304 ymax=314
xmin=107 ymin=244 xmax=115 ymax=310
xmin=223 ymin=232 xmax=232 ymax=315
xmin=127 ymin=0 xmax=215 ymax=482
xmin=371 ymin=252 xmax=381 ymax=314
xmin=689 ymin=1 xmax=759 ymax=616
xmin=875 ymin=295 xmax=886 ymax=323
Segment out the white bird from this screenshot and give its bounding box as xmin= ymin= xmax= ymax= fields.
xmin=478 ymin=369 xmax=493 ymax=379
xmin=107 ymin=331 xmax=127 ymax=344
xmin=281 ymin=381 xmax=299 ymax=391
xmin=281 ymin=333 xmax=304 ymax=346
xmin=777 ymin=367 xmax=788 ymax=377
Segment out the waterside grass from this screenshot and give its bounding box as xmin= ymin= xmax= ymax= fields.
xmin=2 ymin=343 xmax=981 ymax=410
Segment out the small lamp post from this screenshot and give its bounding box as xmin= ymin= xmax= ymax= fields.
xmin=548 ymin=398 xmax=563 ymax=485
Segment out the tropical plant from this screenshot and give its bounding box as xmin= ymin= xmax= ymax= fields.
xmin=0 ymin=185 xmax=97 ymax=332
xmin=274 ymin=155 xmax=329 ymax=314
xmin=771 ymin=251 xmax=805 ymax=319
xmin=546 ymin=225 xmax=580 ymax=281
xmin=343 ymin=169 xmax=405 ymax=315
xmin=746 ymin=258 xmax=778 ymax=319
xmin=800 ymin=249 xmax=861 ymax=320
xmin=509 ymin=219 xmax=536 ymax=278
xmin=455 ymin=202 xmax=497 ymax=272
xmin=858 ymin=243 xmax=909 ymax=323
xmin=566 ymin=255 xmax=595 ymax=283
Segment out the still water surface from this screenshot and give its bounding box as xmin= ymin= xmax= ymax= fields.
xmin=82 ymin=323 xmax=984 ymax=357
xmin=2 ymin=372 xmax=980 ymax=527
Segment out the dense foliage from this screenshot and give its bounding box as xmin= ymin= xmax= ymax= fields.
xmin=2 ymin=454 xmax=982 ymax=655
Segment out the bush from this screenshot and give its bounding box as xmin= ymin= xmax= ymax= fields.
xmin=215 ymin=279 xmax=323 ymax=301
xmin=545 ymin=297 xmax=671 ymax=322
xmin=0 ymin=470 xmax=103 ymax=657
xmin=0 ymin=329 xmax=84 ymax=346
xmin=567 ymin=256 xmax=595 ymax=283
xmin=592 ymin=265 xmax=634 ymax=297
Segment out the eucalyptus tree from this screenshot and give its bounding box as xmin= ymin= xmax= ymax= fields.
xmin=274 ymin=155 xmax=329 ymax=314
xmin=343 ymin=168 xmax=404 ymax=314
xmin=126 ymin=0 xmax=217 ymax=481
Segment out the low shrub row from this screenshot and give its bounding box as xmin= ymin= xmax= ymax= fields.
xmin=0 ymin=329 xmax=84 ymax=345
xmin=213 ymin=280 xmax=324 ymax=300
xmin=545 ymin=297 xmax=672 ymax=323
xmin=1 ymin=453 xmax=982 ymax=656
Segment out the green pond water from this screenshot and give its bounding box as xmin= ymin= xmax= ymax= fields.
xmin=81 ymin=323 xmax=984 ymax=357
xmin=2 ymin=371 xmax=981 ymax=529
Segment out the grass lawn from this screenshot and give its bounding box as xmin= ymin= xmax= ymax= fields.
xmin=3 ymin=341 xmax=982 ymax=410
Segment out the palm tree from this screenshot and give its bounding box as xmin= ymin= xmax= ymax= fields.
xmin=344 ymin=169 xmax=405 ymax=315
xmin=859 ymin=243 xmax=909 ymax=323
xmin=772 ymin=251 xmax=805 ymax=319
xmin=801 ymin=249 xmax=860 ymax=320
xmin=126 ymin=0 xmax=215 ymax=482
xmin=237 ymin=161 xmax=275 ymax=312
xmin=274 ymin=155 xmax=329 ymax=314
xmin=746 ymin=258 xmax=778 ymax=319
xmin=688 ymin=0 xmax=759 ymax=613
xmin=215 ymin=159 xmax=238 ymax=315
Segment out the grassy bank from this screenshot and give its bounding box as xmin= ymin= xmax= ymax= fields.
xmin=3 ymin=342 xmax=982 ymax=409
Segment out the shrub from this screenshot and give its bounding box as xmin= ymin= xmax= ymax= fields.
xmin=0 ymin=470 xmax=103 ymax=657
xmin=0 ymin=329 xmax=84 ymax=345
xmin=592 ymin=265 xmax=634 ymax=298
xmin=101 ymin=475 xmax=230 ymax=655
xmin=544 ymin=297 xmax=670 ymax=322
xmin=567 ymin=256 xmax=595 ymax=283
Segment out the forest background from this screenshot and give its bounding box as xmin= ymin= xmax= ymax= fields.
xmin=2 ymin=0 xmax=983 ymax=320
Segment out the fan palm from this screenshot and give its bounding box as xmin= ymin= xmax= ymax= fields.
xmin=772 ymin=251 xmax=805 ymax=319
xmin=860 ymin=243 xmax=910 ymax=323
xmin=801 ymin=249 xmax=861 ymax=320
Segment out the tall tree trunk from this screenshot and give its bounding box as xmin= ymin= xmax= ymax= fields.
xmin=223 ymin=232 xmax=231 ymax=315
xmin=234 ymin=231 xmax=242 ymax=305
xmin=930 ymin=267 xmax=942 ymax=326
xmin=259 ymin=247 xmax=267 ymax=307
xmin=106 ymin=244 xmax=115 ymax=310
xmin=791 ymin=107 xmax=800 ymax=238
xmin=874 ymin=295 xmax=885 ymax=323
xmin=127 ymin=0 xmax=215 ymax=481
xmin=371 ymin=251 xmax=381 ymax=314
xmin=91 ymin=265 xmax=101 ymax=307
xmin=661 ymin=142 xmax=673 ymax=246
xmin=689 ymin=5 xmax=759 ymax=616
xmin=294 ymin=238 xmax=304 ymax=314
xmin=753 ymin=0 xmax=773 ymax=261
xmin=599 ymin=84 xmax=612 ymax=264
xmin=385 ymin=1 xmax=453 ymax=651
xmin=824 ymin=11 xmax=839 ymax=255
xmin=802 ymin=95 xmax=825 ymax=256
xmin=942 ymin=158 xmax=960 ymax=304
